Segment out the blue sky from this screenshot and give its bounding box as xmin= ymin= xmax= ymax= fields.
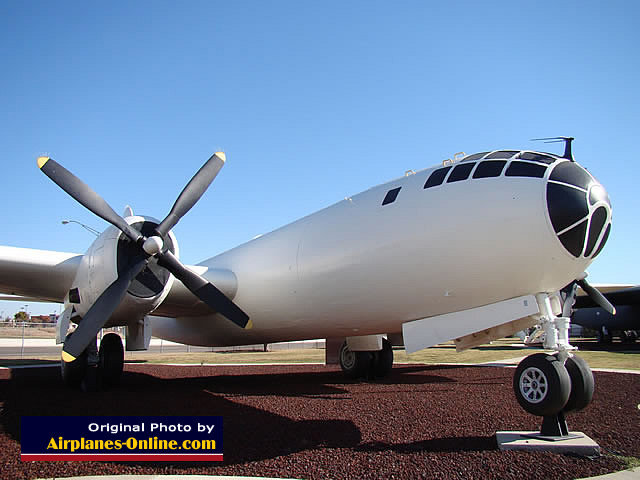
xmin=1 ymin=1 xmax=638 ymax=316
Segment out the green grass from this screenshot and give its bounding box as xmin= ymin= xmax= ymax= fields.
xmin=126 ymin=349 xmax=326 ymax=365
xmin=2 ymin=338 xmax=638 ymax=370
xmin=613 ymin=455 xmax=640 ymax=471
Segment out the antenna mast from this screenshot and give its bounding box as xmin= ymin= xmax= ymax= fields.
xmin=531 ymin=136 xmax=575 ymax=162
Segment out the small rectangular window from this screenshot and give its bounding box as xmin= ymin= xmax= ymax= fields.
xmin=505 ymin=161 xmax=547 ymax=178
xmin=473 ymin=160 xmax=507 ymax=179
xmin=424 ymin=166 xmax=452 ymax=188
xmin=382 ymin=187 xmax=401 ymax=205
xmin=447 ymin=163 xmax=474 ymax=182
xmin=486 ymin=150 xmax=519 ymax=159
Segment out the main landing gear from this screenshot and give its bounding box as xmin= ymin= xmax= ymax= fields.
xmin=61 ymin=332 xmax=124 ymax=391
xmin=512 ymin=293 xmax=595 ymax=439
xmin=339 ymin=338 xmax=394 ymax=380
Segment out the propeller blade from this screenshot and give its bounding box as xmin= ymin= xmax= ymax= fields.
xmin=561 ymin=282 xmax=578 ymax=317
xmin=157 ymin=250 xmax=251 ymax=329
xmin=577 ymin=278 xmax=617 ymax=316
xmin=155 ymin=152 xmax=226 ymax=237
xmin=62 ymin=256 xmax=148 ymax=361
xmin=37 ymin=156 xmax=142 ymax=242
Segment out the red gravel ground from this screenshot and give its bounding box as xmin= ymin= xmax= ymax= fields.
xmin=0 ymin=363 xmax=638 ymax=480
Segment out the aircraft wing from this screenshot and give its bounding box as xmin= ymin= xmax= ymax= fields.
xmin=0 ymin=244 xmax=232 ymax=318
xmin=0 ymin=245 xmax=82 ymax=303
xmin=578 ymin=283 xmax=637 ymax=295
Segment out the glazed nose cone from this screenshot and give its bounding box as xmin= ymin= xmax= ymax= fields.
xmin=546 ymin=161 xmax=611 ymax=258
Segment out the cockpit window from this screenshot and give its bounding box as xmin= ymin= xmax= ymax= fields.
xmin=473 ymin=160 xmax=507 ymax=179
xmin=382 ymin=187 xmax=401 ymax=205
xmin=486 ymin=150 xmax=519 ymax=159
xmin=447 ymin=163 xmax=475 ymax=182
xmin=517 ymin=152 xmax=557 ymax=164
xmin=424 ymin=166 xmax=452 ymax=188
xmin=505 ymin=161 xmax=547 ymax=178
xmin=462 ymin=152 xmax=488 ymax=162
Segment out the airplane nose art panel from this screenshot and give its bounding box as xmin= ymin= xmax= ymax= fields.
xmin=546 ymin=161 xmax=611 ymax=259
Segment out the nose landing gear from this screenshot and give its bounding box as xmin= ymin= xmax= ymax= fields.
xmin=504 ymin=293 xmax=599 ymax=453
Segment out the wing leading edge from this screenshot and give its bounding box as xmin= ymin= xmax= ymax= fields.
xmin=0 ymin=245 xmax=83 ymax=303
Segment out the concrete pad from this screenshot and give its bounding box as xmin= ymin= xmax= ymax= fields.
xmin=496 ymin=431 xmax=600 ymax=456
xmin=580 ymin=467 xmax=640 ymax=479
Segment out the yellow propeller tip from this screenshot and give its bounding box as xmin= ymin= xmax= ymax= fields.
xmin=215 ymin=152 xmax=226 ymax=162
xmin=245 ymin=318 xmax=253 ymax=330
xmin=61 ymin=351 xmax=76 ymax=363
xmin=37 ymin=156 xmax=50 ymax=169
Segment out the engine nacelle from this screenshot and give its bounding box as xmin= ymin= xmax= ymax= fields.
xmin=66 ymin=215 xmax=178 ymax=328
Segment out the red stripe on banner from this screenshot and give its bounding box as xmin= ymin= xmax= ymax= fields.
xmin=21 ymin=453 xmax=223 ymax=462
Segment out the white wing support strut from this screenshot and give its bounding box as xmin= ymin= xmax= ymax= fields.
xmin=402 ymin=295 xmax=540 ymax=354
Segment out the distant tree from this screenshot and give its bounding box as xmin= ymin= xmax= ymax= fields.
xmin=14 ymin=311 xmax=28 ymax=322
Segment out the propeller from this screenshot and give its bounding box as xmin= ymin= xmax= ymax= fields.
xmin=562 ymin=273 xmax=616 ymax=318
xmin=38 ymin=152 xmax=251 ymax=362
xmin=576 ymin=277 xmax=616 ymax=315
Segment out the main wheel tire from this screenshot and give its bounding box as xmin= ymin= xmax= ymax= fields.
xmin=339 ymin=342 xmax=372 ymax=379
xmin=371 ymin=338 xmax=394 ymax=378
xmin=562 ymin=355 xmax=594 ymax=413
xmin=60 ymin=332 xmax=88 ymax=388
xmin=99 ymin=333 xmax=124 ymax=386
xmin=513 ymin=353 xmax=571 ymax=417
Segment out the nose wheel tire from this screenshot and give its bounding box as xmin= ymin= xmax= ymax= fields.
xmin=99 ymin=332 xmax=124 ymax=386
xmin=513 ymin=353 xmax=571 ymax=417
xmin=561 ymin=354 xmax=594 ymax=413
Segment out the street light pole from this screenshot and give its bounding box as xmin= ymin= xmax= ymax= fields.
xmin=20 ymin=305 xmax=27 ymax=359
xmin=61 ymin=219 xmax=101 ymax=236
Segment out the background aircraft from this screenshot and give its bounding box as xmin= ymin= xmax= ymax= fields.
xmin=573 ymin=286 xmax=639 ymax=343
xmin=0 ymin=141 xmax=624 ymax=433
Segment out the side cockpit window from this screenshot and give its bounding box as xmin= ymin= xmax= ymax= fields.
xmin=517 ymin=152 xmax=556 ymax=164
xmin=506 ymin=161 xmax=547 ymax=178
xmin=447 ymin=163 xmax=474 ymax=182
xmin=462 ymin=152 xmax=488 ymax=162
xmin=382 ymin=187 xmax=401 ymax=205
xmin=473 ymin=160 xmax=506 ymax=179
xmin=486 ymin=150 xmax=519 ymax=159
xmin=424 ymin=166 xmax=452 ymax=188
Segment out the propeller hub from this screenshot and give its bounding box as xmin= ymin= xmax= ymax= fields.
xmin=142 ymin=235 xmax=164 ymax=256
